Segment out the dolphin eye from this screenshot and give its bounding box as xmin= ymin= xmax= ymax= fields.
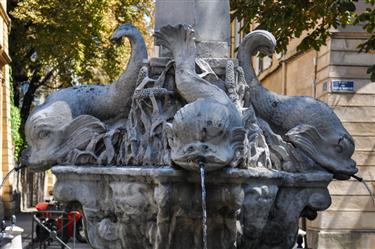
xmin=38 ymin=130 xmax=51 ymax=139
xmin=335 ymin=145 xmax=343 ymax=153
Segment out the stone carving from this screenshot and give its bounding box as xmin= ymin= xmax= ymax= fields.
xmin=155 ymin=0 xmax=230 ymax=58
xmin=124 ymin=62 xmax=180 ymax=166
xmin=24 ymin=23 xmax=148 ymax=169
xmin=237 ymin=30 xmax=357 ymax=179
xmin=23 ymin=25 xmax=357 ymax=179
xmin=154 ymin=25 xmax=246 ymax=171
xmin=52 ymin=166 xmax=333 ymax=249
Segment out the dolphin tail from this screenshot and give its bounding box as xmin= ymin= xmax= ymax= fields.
xmin=154 ymin=24 xmax=196 ymax=70
xmin=237 ymin=30 xmax=276 ymax=88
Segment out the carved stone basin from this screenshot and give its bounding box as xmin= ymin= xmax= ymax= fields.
xmin=52 ymin=166 xmax=332 ymax=249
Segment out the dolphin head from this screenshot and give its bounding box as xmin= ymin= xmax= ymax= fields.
xmin=24 ymin=101 xmax=73 ymax=170
xmin=165 ymin=99 xmax=245 ymax=172
xmin=286 ymin=124 xmax=357 ymax=180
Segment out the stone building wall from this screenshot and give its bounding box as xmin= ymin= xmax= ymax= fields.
xmin=0 ymin=1 xmax=14 ymax=218
xmin=306 ymin=30 xmax=375 ymax=249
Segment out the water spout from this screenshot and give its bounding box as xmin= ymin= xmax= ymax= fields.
xmin=0 ymin=164 xmax=26 ymax=190
xmin=351 ymin=175 xmax=363 ymax=182
xmin=0 ymin=169 xmax=15 ymax=190
xmin=199 ymin=161 xmax=208 ymax=249
xmin=352 ymin=175 xmax=375 ymax=207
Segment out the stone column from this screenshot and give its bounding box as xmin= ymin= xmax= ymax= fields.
xmin=155 ymin=0 xmax=230 ymax=58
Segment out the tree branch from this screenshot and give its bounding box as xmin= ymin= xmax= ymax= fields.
xmin=38 ymin=68 xmax=55 ymax=87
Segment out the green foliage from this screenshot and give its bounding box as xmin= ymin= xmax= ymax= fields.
xmin=10 ymin=105 xmax=24 ymax=160
xmin=354 ymin=1 xmax=375 ymax=52
xmin=9 ymin=68 xmax=25 ymax=160
xmin=10 ymin=0 xmax=153 ymax=86
xmin=231 ymin=0 xmax=375 ymax=79
xmin=231 ymin=0 xmax=357 ymax=52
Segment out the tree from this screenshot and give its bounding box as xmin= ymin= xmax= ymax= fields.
xmin=231 ymin=0 xmax=375 ymax=80
xmin=8 ymin=0 xmax=154 ymax=209
xmin=8 ymin=0 xmax=153 ymax=134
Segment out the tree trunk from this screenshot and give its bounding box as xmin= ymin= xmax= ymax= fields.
xmin=12 ymin=79 xmax=20 ymax=108
xmin=20 ymin=80 xmax=39 ymax=127
xmin=20 ymin=67 xmax=55 ymax=126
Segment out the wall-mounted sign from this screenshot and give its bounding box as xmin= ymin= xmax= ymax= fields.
xmin=331 ymin=80 xmax=355 ymax=93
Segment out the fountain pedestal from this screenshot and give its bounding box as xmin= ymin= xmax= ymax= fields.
xmin=52 ymin=166 xmax=332 ymax=249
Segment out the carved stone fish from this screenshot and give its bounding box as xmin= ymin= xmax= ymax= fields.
xmin=156 ymin=25 xmax=245 ymax=171
xmin=24 ymin=24 xmax=148 ymax=170
xmin=237 ymin=30 xmax=357 ymax=179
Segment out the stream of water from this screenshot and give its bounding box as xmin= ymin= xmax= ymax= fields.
xmin=0 ymin=168 xmax=15 ymax=190
xmin=199 ymin=161 xmax=208 ymax=249
xmin=361 ymin=181 xmax=375 ymax=207
xmin=352 ymin=175 xmax=375 ymax=207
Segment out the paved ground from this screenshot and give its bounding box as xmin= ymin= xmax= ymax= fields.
xmin=6 ymin=212 xmax=91 ymax=249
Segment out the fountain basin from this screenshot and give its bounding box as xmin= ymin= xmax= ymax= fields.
xmin=52 ymin=166 xmax=332 ymax=249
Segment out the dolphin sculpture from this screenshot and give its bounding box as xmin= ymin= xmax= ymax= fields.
xmin=155 ymin=25 xmax=245 ymax=172
xmin=237 ymin=30 xmax=357 ymax=179
xmin=24 ymin=24 xmax=148 ymax=169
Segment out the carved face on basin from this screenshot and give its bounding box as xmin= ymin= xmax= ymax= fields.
xmin=286 ymin=124 xmax=357 ymax=180
xmin=165 ymin=99 xmax=245 ymax=172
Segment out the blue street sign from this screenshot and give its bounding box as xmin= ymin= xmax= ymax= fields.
xmin=331 ymin=80 xmax=354 ymax=92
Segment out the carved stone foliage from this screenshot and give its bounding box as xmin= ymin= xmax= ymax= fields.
xmin=118 ymin=62 xmax=181 ymax=166
xmin=53 ymin=166 xmax=332 ymax=249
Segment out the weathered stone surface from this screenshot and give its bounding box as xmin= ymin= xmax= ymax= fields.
xmin=196 ymin=41 xmax=229 ymax=58
xmin=149 ymin=57 xmax=238 ymax=77
xmin=52 ymin=166 xmax=332 ymax=249
xmin=155 ymin=0 xmax=230 ymax=58
xmin=155 ymin=0 xmax=230 ymax=43
xmin=23 ymin=24 xmax=148 ymax=169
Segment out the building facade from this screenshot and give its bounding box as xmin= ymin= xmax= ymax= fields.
xmin=230 ymin=2 xmax=375 ymax=248
xmin=0 ymin=0 xmax=14 ymax=218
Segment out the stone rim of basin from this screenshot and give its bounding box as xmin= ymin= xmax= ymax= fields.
xmin=51 ymin=165 xmax=332 ymax=186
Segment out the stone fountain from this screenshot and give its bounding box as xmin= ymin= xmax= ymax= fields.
xmin=23 ymin=0 xmax=358 ymax=248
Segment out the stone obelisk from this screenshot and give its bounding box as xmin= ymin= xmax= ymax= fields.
xmin=155 ymin=0 xmax=230 ymax=58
